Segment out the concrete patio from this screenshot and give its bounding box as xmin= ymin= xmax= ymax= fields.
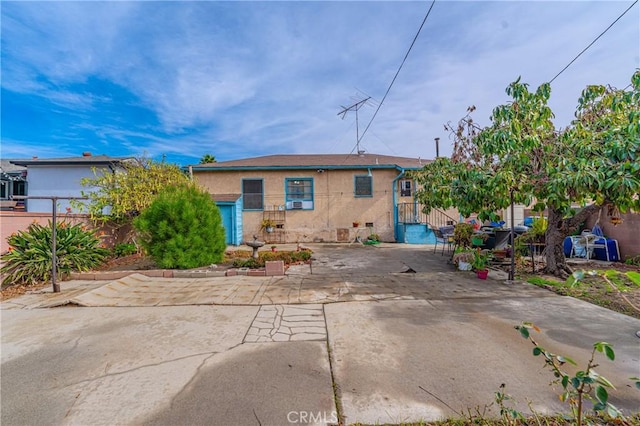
xmin=2 ymin=244 xmax=639 ymax=425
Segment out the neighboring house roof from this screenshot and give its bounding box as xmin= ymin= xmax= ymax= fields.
xmin=190 ymin=153 xmax=430 ymax=171
xmin=10 ymin=154 xmax=134 ymax=167
xmin=0 ymin=160 xmax=27 ymax=178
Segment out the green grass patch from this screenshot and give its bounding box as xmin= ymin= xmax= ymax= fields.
xmin=527 ymin=276 xmax=564 ymax=287
xmin=603 ymin=269 xmax=619 ymax=278
xmin=626 ymin=271 xmax=640 ymax=286
xmin=603 ymin=269 xmax=627 ymax=289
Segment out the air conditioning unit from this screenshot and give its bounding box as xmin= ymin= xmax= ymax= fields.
xmin=292 ymin=201 xmax=303 ymax=209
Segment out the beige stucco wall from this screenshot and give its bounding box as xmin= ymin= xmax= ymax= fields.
xmin=195 ymin=168 xmax=404 ymax=243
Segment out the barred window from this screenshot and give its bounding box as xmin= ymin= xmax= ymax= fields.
xmin=242 ymin=179 xmax=263 ymax=210
xmin=355 ymin=175 xmax=372 ymax=197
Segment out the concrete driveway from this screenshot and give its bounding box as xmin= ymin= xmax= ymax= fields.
xmin=2 ymin=244 xmax=639 ymax=425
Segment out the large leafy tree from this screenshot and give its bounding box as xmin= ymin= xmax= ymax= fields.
xmin=414 ymin=71 xmax=640 ymax=277
xmin=77 ymin=157 xmax=190 ymax=226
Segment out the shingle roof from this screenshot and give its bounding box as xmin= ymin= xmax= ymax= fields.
xmin=10 ymin=155 xmax=134 ymax=166
xmin=0 ymin=159 xmax=26 ymax=174
xmin=210 ymin=193 xmax=241 ymax=202
xmin=191 ymin=153 xmax=430 ymax=171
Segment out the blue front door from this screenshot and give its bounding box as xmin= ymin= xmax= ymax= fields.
xmin=218 ymin=205 xmax=233 ymax=245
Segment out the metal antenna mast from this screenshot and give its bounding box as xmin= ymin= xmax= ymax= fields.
xmin=338 ymin=97 xmax=371 ymax=153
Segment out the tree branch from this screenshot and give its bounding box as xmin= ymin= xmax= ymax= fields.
xmin=566 ymin=203 xmax=604 ymax=233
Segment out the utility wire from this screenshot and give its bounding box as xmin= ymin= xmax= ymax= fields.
xmin=549 ymin=0 xmax=638 ymax=84
xmin=346 ymin=0 xmax=437 ymax=158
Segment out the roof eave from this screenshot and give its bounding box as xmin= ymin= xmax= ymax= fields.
xmin=11 ymin=158 xmax=129 ymax=167
xmin=187 ymin=164 xmax=423 ymax=172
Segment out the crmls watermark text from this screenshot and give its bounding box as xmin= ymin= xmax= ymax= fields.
xmin=287 ymin=410 xmax=338 ymax=424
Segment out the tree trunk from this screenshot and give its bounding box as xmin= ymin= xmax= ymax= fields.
xmin=544 ymin=208 xmax=572 ymax=278
xmin=543 ymin=204 xmax=604 ymax=278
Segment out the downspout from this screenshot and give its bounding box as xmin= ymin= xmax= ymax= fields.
xmin=392 ymin=167 xmax=405 ymax=242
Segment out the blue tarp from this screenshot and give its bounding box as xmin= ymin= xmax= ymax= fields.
xmin=563 ymin=237 xmax=620 ymax=262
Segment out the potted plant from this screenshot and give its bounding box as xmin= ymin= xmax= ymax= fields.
xmin=271 ymin=245 xmax=277 ymax=252
xmin=261 ymin=219 xmax=276 ymax=233
xmin=471 ymin=232 xmax=489 ymax=247
xmin=530 ymin=216 xmax=547 ymax=243
xmin=492 ymin=248 xmax=507 ymax=260
xmin=452 ymin=250 xmax=474 ymax=271
xmin=453 ymin=223 xmax=475 ymax=248
xmin=472 ymin=249 xmax=490 ymax=279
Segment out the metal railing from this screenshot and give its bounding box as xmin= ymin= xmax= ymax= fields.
xmin=397 ymin=203 xmax=457 ymax=229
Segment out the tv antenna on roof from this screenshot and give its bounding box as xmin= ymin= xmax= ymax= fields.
xmin=338 ymin=96 xmax=371 ymax=154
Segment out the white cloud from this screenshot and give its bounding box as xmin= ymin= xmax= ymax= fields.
xmin=1 ymin=1 xmax=637 ymax=163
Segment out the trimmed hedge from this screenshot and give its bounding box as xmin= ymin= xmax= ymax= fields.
xmin=134 ymin=184 xmax=227 ymax=269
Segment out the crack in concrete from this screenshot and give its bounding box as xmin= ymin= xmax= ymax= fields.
xmin=168 ymin=352 xmax=217 ymax=408
xmin=61 ymin=350 xmax=224 ymax=389
xmin=322 ymin=304 xmax=344 ymax=424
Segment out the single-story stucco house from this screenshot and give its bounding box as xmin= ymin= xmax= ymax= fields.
xmin=10 ymin=153 xmax=133 ymax=213
xmin=188 ymin=153 xmax=458 ymax=245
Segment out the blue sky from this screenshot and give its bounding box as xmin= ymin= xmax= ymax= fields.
xmin=1 ymin=1 xmax=638 ymax=166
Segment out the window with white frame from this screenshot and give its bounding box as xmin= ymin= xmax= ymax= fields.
xmin=285 ymin=178 xmax=313 ymax=210
xmin=400 ymin=179 xmax=412 ymax=197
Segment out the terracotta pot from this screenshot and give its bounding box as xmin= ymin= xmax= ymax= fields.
xmin=493 ymin=251 xmax=507 ymax=259
xmin=476 ymin=269 xmax=489 ymax=280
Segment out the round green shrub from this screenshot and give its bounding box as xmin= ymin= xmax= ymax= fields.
xmin=1 ymin=221 xmax=108 ymax=286
xmin=134 ymin=184 xmax=227 ymax=269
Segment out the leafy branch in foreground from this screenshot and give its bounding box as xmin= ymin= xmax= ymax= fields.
xmin=515 ymin=322 xmax=622 ymax=426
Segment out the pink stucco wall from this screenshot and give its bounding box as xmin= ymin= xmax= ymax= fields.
xmin=586 ymin=212 xmax=640 ymax=261
xmin=0 ymin=212 xmax=118 ymax=253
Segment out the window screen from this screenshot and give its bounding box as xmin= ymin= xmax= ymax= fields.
xmin=242 ymin=179 xmax=263 ymax=210
xmin=355 ymin=175 xmax=372 ymax=197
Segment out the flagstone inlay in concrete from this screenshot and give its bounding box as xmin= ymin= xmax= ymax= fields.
xmin=244 ymin=304 xmax=326 ymax=343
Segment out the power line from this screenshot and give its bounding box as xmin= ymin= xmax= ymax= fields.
xmin=549 ymin=0 xmax=638 ymax=84
xmin=348 ymin=0 xmax=437 ymax=155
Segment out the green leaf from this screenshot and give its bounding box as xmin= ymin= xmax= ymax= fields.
xmin=607 ymin=403 xmax=621 ymax=418
xmin=559 ymin=355 xmax=577 ymax=366
xmin=561 ymin=375 xmax=569 ymax=389
xmin=533 ymin=346 xmax=542 ymax=356
xmin=596 ymin=385 xmax=608 ymax=405
xmin=604 ymin=345 xmax=615 ymax=361
xmin=518 ymin=327 xmax=530 ymax=339
xmin=571 ymin=377 xmax=581 ymax=389
xmin=596 ymin=375 xmax=615 ymax=389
